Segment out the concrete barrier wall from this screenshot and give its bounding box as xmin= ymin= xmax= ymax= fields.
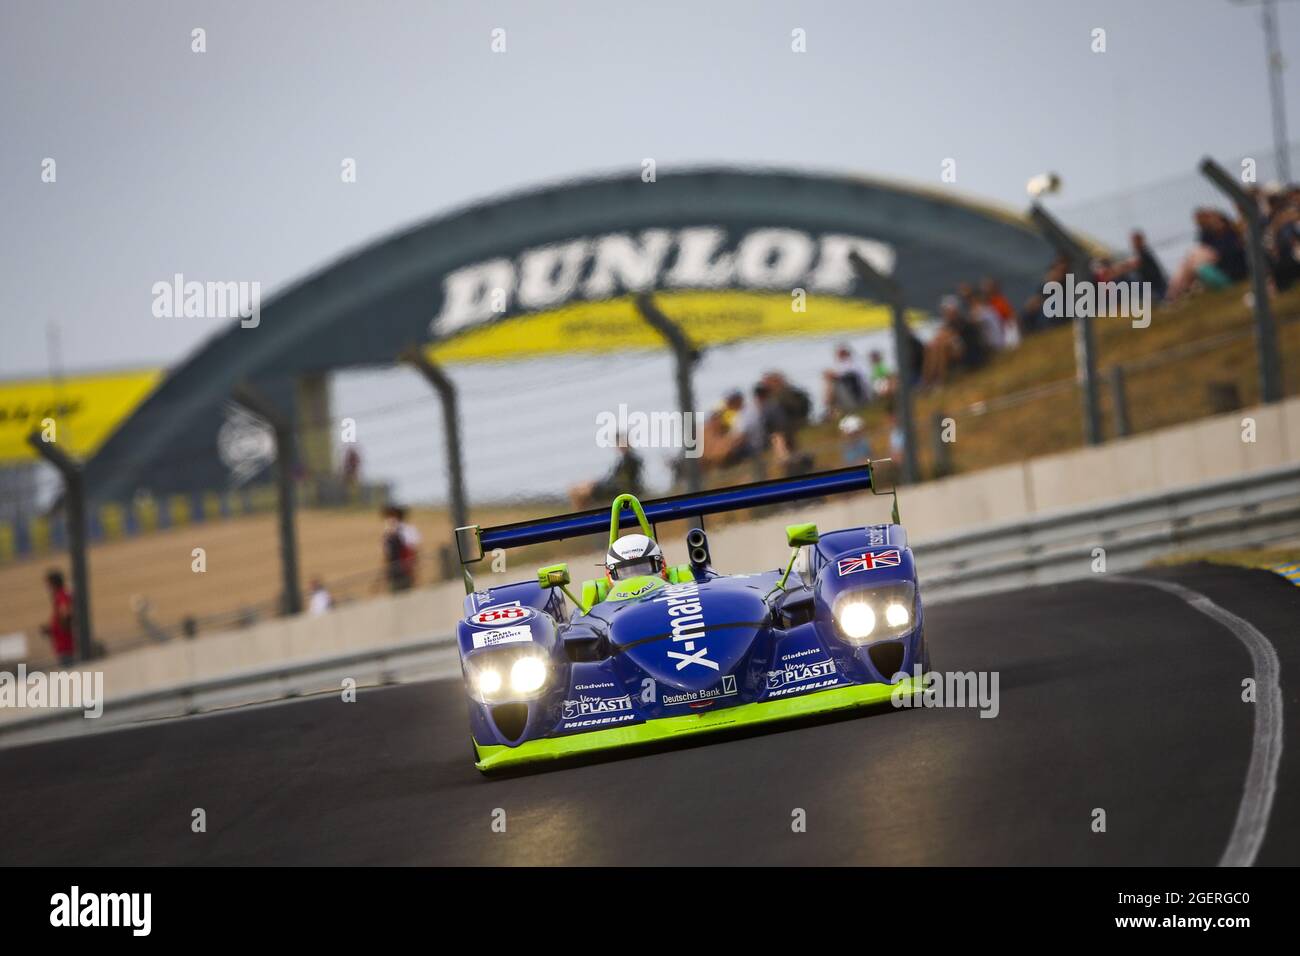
xmin=8 ymin=394 xmax=1297 ymax=718
xmin=0 ymin=584 xmax=461 ymax=726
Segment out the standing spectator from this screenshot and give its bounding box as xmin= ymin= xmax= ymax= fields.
xmin=307 ymin=577 xmax=333 ymax=615
xmin=41 ymin=569 xmax=75 ymax=666
xmin=397 ymin=507 xmax=422 ymax=584
xmin=381 ymin=506 xmax=415 ymax=592
xmin=342 ymin=445 xmax=361 ymax=496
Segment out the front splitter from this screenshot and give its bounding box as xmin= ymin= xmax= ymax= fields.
xmin=473 ymin=677 xmax=921 ymax=773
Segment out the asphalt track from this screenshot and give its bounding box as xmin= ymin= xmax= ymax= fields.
xmin=3 ymin=563 xmax=1298 ymax=866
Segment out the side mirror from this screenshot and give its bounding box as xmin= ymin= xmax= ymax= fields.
xmin=537 ymin=563 xmax=571 ymax=589
xmin=775 ymin=523 xmax=819 ymax=592
xmin=786 ymin=523 xmax=820 ymax=547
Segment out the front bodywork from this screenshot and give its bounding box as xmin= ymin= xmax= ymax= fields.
xmin=459 ymin=521 xmax=927 ymax=773
xmin=473 ymin=678 xmax=923 ymax=771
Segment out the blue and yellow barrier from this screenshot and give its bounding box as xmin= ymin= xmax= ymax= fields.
xmin=0 ymin=485 xmax=269 ymax=564
xmin=0 ymin=479 xmax=391 ymax=565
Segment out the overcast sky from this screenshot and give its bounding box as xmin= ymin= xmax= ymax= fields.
xmin=2 ymin=0 xmax=1297 ymax=379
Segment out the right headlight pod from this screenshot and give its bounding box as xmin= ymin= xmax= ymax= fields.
xmin=832 ymin=582 xmax=916 ymax=645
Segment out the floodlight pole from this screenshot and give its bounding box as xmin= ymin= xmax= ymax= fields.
xmin=231 ymin=383 xmax=302 ymax=616
xmin=1029 ymin=203 xmax=1103 ymax=446
xmin=1200 ymin=156 xmax=1283 ymax=403
xmin=26 ymin=430 xmax=93 ymax=661
xmin=402 ymin=347 xmax=469 ymax=532
xmin=634 ymin=294 xmax=704 ymax=505
xmin=1234 ymin=0 xmax=1292 ymax=184
xmin=848 ymin=252 xmax=918 ymax=483
xmin=1261 ymin=0 xmax=1292 ymax=184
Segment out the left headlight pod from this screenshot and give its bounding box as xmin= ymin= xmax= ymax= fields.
xmin=831 ymin=582 xmax=916 ymax=645
xmin=466 ymin=648 xmax=551 ymax=703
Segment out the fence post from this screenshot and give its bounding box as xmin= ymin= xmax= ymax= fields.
xmin=929 ymin=411 xmax=953 ymax=479
xmin=401 ymin=348 xmax=470 ymax=536
xmin=26 ymin=430 xmax=93 ymax=661
xmin=231 ymin=384 xmax=302 ymax=616
xmin=1199 ymin=157 xmax=1283 ymax=404
xmin=1030 ymin=203 xmax=1103 ymax=446
xmin=633 ymin=294 xmax=703 ymax=500
xmin=848 ymin=252 xmax=919 ymax=484
xmin=1108 ymin=366 xmax=1130 ymax=438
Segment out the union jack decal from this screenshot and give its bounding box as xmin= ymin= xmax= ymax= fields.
xmin=837 ymin=549 xmax=901 ymax=576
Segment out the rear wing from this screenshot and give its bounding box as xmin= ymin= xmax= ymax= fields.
xmin=453 ymin=460 xmax=899 ymax=593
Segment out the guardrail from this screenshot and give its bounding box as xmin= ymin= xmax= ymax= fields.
xmin=3 ymin=463 xmax=1297 ymax=746
xmin=0 ymin=636 xmax=461 ymax=749
xmin=914 ymin=462 xmax=1300 ymax=602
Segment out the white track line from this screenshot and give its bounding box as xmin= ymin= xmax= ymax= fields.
xmin=1113 ymin=576 xmax=1283 ymax=867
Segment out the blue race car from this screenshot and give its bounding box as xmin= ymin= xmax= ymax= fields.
xmin=451 ymin=461 xmax=928 ymax=773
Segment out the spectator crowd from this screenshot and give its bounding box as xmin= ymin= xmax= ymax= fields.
xmin=574 ymin=182 xmax=1300 ymax=513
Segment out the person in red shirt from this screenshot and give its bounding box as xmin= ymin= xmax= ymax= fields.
xmin=980 ymin=277 xmax=1020 ymax=348
xmin=42 ymin=569 xmax=76 ymax=665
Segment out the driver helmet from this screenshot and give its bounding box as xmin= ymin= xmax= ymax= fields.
xmin=605 ymin=533 xmax=666 ymax=581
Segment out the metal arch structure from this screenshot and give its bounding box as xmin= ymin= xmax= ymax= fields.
xmin=82 ymin=167 xmax=1056 ymax=505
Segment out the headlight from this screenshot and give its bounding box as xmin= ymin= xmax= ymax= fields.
xmin=885 ymin=602 xmax=910 ymax=628
xmin=468 ymin=650 xmax=550 ymax=702
xmin=510 ymin=655 xmax=548 ymax=694
xmin=476 ymin=667 xmax=503 ymax=696
xmin=836 ymin=601 xmax=876 ymax=639
xmin=831 ymin=582 xmax=916 ymax=645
